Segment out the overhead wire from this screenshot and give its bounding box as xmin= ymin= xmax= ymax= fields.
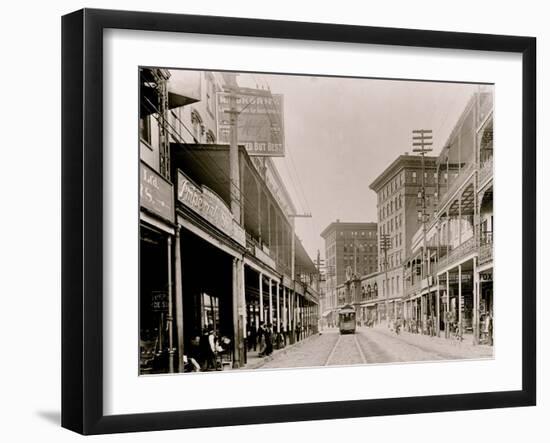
xmin=142 ymin=88 xmax=296 ymax=260
xmin=249 ymin=74 xmax=307 ymax=215
xmin=141 ymin=96 xmax=260 ymax=214
xmin=253 ymin=74 xmax=312 ymax=216
xmin=253 ymin=75 xmax=318 ymax=266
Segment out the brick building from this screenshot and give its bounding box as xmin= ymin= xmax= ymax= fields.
xmin=369 ymin=154 xmax=443 ymax=322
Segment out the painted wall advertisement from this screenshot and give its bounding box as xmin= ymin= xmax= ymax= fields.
xmin=177 ymin=170 xmax=246 ymax=246
xmin=140 ymin=161 xmax=174 ymax=222
xmin=216 ymin=89 xmax=285 ymax=157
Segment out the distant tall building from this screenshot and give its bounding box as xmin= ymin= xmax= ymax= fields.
xmin=369 ymin=153 xmax=440 ymax=320
xmin=320 ymin=221 xmax=378 ymax=315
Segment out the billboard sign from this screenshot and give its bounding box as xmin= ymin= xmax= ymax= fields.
xmin=139 ymin=161 xmax=175 ymax=222
xmin=216 ymin=89 xmax=285 ymax=156
xmin=177 ymin=170 xmax=246 ymax=247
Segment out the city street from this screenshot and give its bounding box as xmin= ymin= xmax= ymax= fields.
xmin=252 ymin=327 xmax=493 ymax=370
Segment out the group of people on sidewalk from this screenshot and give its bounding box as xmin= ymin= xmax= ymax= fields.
xmin=183 ymin=325 xmax=232 ymax=372
xmin=387 ymin=311 xmax=493 ymax=346
xmin=181 ymin=321 xmax=317 ymax=372
xmin=246 ymin=322 xmax=306 ymax=358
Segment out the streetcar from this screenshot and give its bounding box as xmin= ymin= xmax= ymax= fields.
xmin=338 ymin=304 xmax=356 ymax=334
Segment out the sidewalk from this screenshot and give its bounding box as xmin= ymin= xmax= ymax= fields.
xmin=241 ymin=334 xmax=317 ymax=370
xmin=367 ymin=324 xmax=494 ymax=360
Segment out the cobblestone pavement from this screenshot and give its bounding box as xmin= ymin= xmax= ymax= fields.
xmin=256 ymin=331 xmax=339 ymax=369
xmin=360 ymin=325 xmax=493 ymax=362
xmin=325 ymin=333 xmax=366 ymax=366
xmin=252 ymin=326 xmax=493 ymax=370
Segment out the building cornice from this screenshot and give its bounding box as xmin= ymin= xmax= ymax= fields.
xmin=369 ymin=154 xmax=438 ymax=192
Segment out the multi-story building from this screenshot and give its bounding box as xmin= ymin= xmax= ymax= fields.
xmin=402 ymin=87 xmax=494 ymax=345
xmin=369 ymin=154 xmax=442 ymax=323
xmin=335 ymin=269 xmax=379 ymax=326
xmin=320 ymin=221 xmax=378 ymax=323
xmin=139 ymin=68 xmax=319 ymax=373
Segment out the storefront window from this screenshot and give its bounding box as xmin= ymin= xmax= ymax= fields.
xmin=140 ymin=116 xmax=151 ymax=145
xmin=201 ymin=292 xmax=220 ymax=334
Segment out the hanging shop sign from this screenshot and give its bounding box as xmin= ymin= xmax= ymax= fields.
xmin=480 ymin=272 xmax=493 ymax=282
xmin=151 ymin=291 xmax=169 ymax=312
xmin=177 ymin=170 xmax=246 ymax=247
xmin=216 ymin=89 xmax=285 ymax=157
xmin=140 ymin=161 xmax=175 ymax=222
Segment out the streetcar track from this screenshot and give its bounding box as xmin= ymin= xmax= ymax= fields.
xmin=324 ymin=334 xmax=342 ymax=366
xmin=353 ymin=334 xmax=368 ymax=364
xmin=324 ymin=332 xmax=367 ymax=366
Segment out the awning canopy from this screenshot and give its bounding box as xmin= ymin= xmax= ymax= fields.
xmin=140 ymin=68 xmax=201 ymax=118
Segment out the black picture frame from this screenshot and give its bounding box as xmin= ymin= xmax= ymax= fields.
xmin=61 ymin=8 xmax=536 ymax=435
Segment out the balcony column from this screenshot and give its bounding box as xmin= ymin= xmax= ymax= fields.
xmin=259 ymin=272 xmax=264 ymax=322
xmin=232 ymin=257 xmax=245 ymax=368
xmin=268 ymin=278 xmax=273 ymax=325
xmin=276 ymin=280 xmax=280 ymax=333
xmin=458 ymin=197 xmax=463 ymax=246
xmin=445 ymin=270 xmax=450 ymax=338
xmin=173 ymin=228 xmax=184 ymax=372
xmin=283 ymin=286 xmax=287 ymax=332
xmin=458 ymin=264 xmax=463 ymax=337
xmin=473 ymin=257 xmax=480 ymax=345
xmin=290 ymin=291 xmax=295 ymax=339
xmin=420 ymin=289 xmax=430 ymax=333
xmin=436 ymin=275 xmax=440 ymax=337
xmin=166 ymin=236 xmax=174 ymax=374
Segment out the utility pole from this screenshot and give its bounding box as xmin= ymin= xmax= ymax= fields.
xmin=223 ymin=73 xmax=245 ymax=366
xmin=224 ymin=73 xmax=242 ymax=222
xmin=412 ymin=129 xmax=433 ymax=334
xmin=380 ymin=233 xmax=391 ymax=327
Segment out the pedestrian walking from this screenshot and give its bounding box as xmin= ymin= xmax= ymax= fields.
xmin=257 ymin=321 xmax=266 ymax=357
xmin=199 ymin=325 xmax=217 ymax=371
xmin=263 ymin=323 xmax=273 ymax=356
xmin=487 ymin=311 xmax=494 ymax=346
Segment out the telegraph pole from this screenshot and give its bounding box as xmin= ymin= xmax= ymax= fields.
xmin=223 ymin=73 xmax=245 ymax=366
xmin=380 ymin=233 xmax=391 ymax=327
xmin=412 ymin=129 xmax=433 ymax=334
xmin=224 ymin=73 xmax=242 ymax=222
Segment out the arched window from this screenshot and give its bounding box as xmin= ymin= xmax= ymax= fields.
xmin=190 ymin=109 xmax=204 ymax=142
xmin=205 ymin=129 xmax=216 ymax=144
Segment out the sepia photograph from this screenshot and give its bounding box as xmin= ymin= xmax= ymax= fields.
xmin=138 ymin=68 xmax=494 ymax=375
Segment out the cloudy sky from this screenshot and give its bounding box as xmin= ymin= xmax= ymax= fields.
xmin=236 ymin=72 xmax=483 ymax=261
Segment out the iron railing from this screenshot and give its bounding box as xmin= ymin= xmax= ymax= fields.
xmin=435 ymin=236 xmax=477 ymax=272
xmin=478 ymin=158 xmax=493 ymax=186
xmin=479 ymin=231 xmax=493 ymax=265
xmin=437 ymin=162 xmax=475 ymax=213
